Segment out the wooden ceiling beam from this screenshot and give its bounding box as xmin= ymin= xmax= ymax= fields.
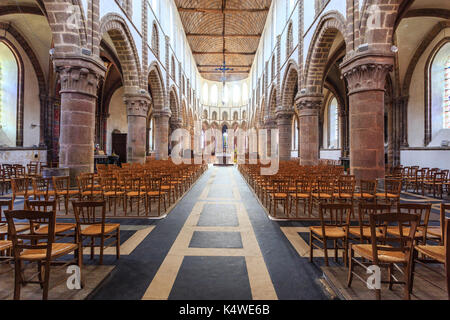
xmin=177 ymin=7 xmax=270 ymax=14
xmin=187 ymin=33 xmax=261 ymax=38
xmin=192 ymin=51 xmax=256 ymax=56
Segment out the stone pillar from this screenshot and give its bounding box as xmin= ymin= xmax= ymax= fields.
xmin=297 ymin=95 xmax=322 ymax=166
xmin=264 ymin=119 xmax=277 ymax=158
xmin=341 ymin=54 xmax=394 ymax=182
xmin=124 ymin=93 xmax=151 ymax=164
xmin=56 ymin=59 xmax=104 ymax=180
xmin=338 ymin=109 xmax=347 ymax=158
xmin=154 ymin=110 xmax=171 ymax=160
xmin=277 ymin=110 xmax=294 ymax=161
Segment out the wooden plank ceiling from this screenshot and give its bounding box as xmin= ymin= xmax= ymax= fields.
xmin=175 ymin=0 xmax=272 ymax=82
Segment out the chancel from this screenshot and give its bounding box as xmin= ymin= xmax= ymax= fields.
xmin=0 ymin=0 xmax=449 ymax=304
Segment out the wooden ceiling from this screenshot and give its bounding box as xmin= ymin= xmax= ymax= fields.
xmin=175 ymin=0 xmax=272 ymax=82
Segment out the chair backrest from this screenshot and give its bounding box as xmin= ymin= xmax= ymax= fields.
xmin=101 ymin=176 xmax=119 ymax=193
xmin=78 ymin=174 xmax=95 ymax=195
xmin=338 ymin=179 xmax=355 ymax=196
xmin=295 ymin=179 xmax=310 ymax=194
xmin=72 ymin=201 xmax=106 ymax=228
xmin=441 ymin=204 xmax=450 ymax=245
xmin=11 ymin=178 xmax=31 ymax=195
xmin=318 ymin=203 xmax=353 ymax=230
xmin=397 ymin=203 xmax=432 ymax=229
xmin=358 ymin=180 xmax=377 ymax=195
xmin=4 ymin=210 xmax=55 ymax=261
xmin=384 ymin=179 xmax=402 ymax=195
xmin=357 ymin=203 xmax=392 ymax=228
xmin=53 ymin=176 xmax=71 ymax=193
xmin=144 ymin=176 xmax=162 ymax=195
xmin=33 ymin=177 xmax=52 ymax=194
xmin=272 ymin=179 xmax=289 ymax=194
xmin=369 ymin=212 xmax=420 ymax=265
xmin=0 ymin=200 xmax=13 ymax=224
xmin=25 ymin=200 xmax=57 ymax=225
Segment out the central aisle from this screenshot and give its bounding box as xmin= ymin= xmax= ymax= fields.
xmin=91 ymin=166 xmax=328 ymax=300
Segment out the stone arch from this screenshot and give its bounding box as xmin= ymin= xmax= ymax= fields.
xmin=281 ymin=61 xmax=299 ymax=109
xmin=286 ymin=21 xmax=294 ymax=57
xmin=148 ymin=62 xmax=166 ymax=112
xmin=169 ymin=86 xmax=180 ymax=121
xmin=259 ymin=98 xmax=266 ymax=126
xmin=99 ymin=13 xmax=142 ymax=89
xmin=181 ymin=99 xmax=188 ymax=127
xmin=151 ymin=22 xmax=160 ymax=59
xmin=303 ymin=11 xmax=348 ymax=94
xmin=358 ymin=0 xmax=410 ymax=50
xmin=268 ymin=87 xmax=277 ymax=119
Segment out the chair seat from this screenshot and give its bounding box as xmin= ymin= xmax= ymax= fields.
xmin=311 ymin=193 xmax=332 ymax=199
xmin=81 ymin=224 xmax=120 ymax=236
xmin=352 ymin=244 xmax=407 ymax=263
xmin=375 ymin=193 xmax=400 ymax=199
xmin=126 ymin=191 xmax=142 ymax=197
xmin=310 ymin=226 xmax=346 ymax=238
xmin=386 ymin=226 xmax=425 ymax=238
xmin=354 ymin=193 xmax=375 ymax=199
xmin=147 ymin=191 xmax=164 ymax=197
xmin=35 ymin=223 xmax=76 ymax=235
xmin=82 ymin=191 xmax=103 ymax=196
xmin=34 ymin=190 xmax=56 ymax=197
xmin=0 ymin=223 xmax=29 ymax=235
xmin=104 ymin=191 xmax=125 ymax=196
xmin=56 ymin=190 xmax=79 ymax=196
xmin=427 ymin=226 xmax=442 ymax=239
xmin=21 ymin=243 xmax=78 ymax=261
xmin=0 ymin=240 xmax=12 ymax=251
xmin=292 ymin=193 xmax=310 ymax=199
xmin=347 ymin=226 xmax=384 ymax=239
xmin=415 ymin=245 xmax=445 ymax=264
xmin=333 ymin=193 xmax=353 ymax=198
xmin=270 ymin=193 xmax=288 ymax=199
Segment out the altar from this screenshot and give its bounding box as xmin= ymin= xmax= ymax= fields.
xmin=214 ymin=153 xmax=234 ymax=166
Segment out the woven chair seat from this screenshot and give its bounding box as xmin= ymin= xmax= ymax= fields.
xmin=56 ymin=190 xmax=79 ymax=196
xmin=0 ymin=223 xmax=29 ymax=235
xmin=270 ymin=193 xmax=288 ymax=199
xmin=291 ymin=193 xmax=310 ymax=199
xmin=0 ymin=240 xmax=12 ymax=251
xmin=333 ymin=193 xmax=353 ymax=198
xmin=415 ymin=245 xmax=445 ymax=264
xmin=386 ymin=226 xmax=426 ymax=238
xmin=352 ymin=244 xmax=407 ymax=263
xmin=310 ymin=226 xmax=346 ymax=238
xmin=147 ymin=191 xmax=164 ymax=197
xmin=347 ymin=226 xmax=384 ymax=238
xmin=35 ymin=223 xmax=76 ymax=235
xmin=21 ymin=243 xmax=78 ymax=261
xmin=375 ymin=193 xmax=400 ymax=198
xmin=311 ymin=193 xmax=332 ymax=199
xmin=427 ymin=226 xmax=442 ymax=238
xmin=81 ymin=224 xmax=120 ymax=236
xmin=354 ymin=193 xmax=375 ymax=198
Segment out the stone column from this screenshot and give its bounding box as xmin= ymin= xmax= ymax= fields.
xmin=264 ymin=118 xmax=277 ymax=158
xmin=297 ymin=95 xmax=322 ymax=166
xmin=276 ymin=110 xmax=294 ymax=161
xmin=338 ymin=109 xmax=347 ymax=158
xmin=154 ymin=110 xmax=171 ymax=160
xmin=56 ymin=59 xmax=104 ymax=180
xmin=124 ymin=93 xmax=151 ymax=164
xmin=341 ymin=53 xmax=394 ymax=182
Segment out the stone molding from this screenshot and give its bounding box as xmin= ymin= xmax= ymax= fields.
xmin=124 ymin=93 xmax=152 ymax=118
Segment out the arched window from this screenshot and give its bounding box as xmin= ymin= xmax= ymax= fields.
xmin=148 ymin=117 xmax=155 ymax=152
xmin=212 ymin=111 xmax=217 ymax=121
xmin=223 ymin=84 xmax=230 ymax=105
xmin=222 ymin=111 xmax=228 ymax=121
xmin=202 ymin=83 xmax=209 ymax=104
xmin=233 ymin=84 xmax=240 ymax=105
xmin=242 ymin=83 xmax=248 ymax=104
xmin=151 ymin=23 xmax=159 ymax=59
xmin=211 ymin=84 xmax=218 ymax=105
xmin=286 ymin=22 xmax=293 ymax=57
xmin=171 ymin=56 xmax=176 ymax=81
xmin=292 ymin=117 xmax=299 ymax=152
xmin=444 ymin=56 xmax=450 ymax=129
xmin=203 ymin=109 xmax=208 ymax=120
xmin=327 ymin=98 xmax=339 ymax=149
xmin=242 ymin=110 xmax=247 ymax=120
xmin=0 ymin=42 xmax=19 ymax=147
xmin=271 ymin=56 xmax=275 ymax=82
xmin=233 ymin=111 xmax=238 ymax=121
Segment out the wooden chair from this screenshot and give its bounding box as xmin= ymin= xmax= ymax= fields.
xmin=32 ymin=177 xmax=55 ymax=201
xmin=386 ymin=203 xmax=432 ymax=244
xmin=101 ymin=176 xmax=125 ymax=216
xmin=423 ymin=171 xmax=447 ymax=199
xmin=289 ymin=179 xmax=311 ymax=218
xmin=27 ymin=163 xmax=40 ymax=178
xmin=11 ymin=178 xmax=35 ymax=203
xmin=53 ymin=176 xmax=80 ymax=215
xmin=427 ymin=203 xmax=450 ymax=245
xmin=144 ymin=176 xmax=167 ymax=217
xmin=309 ymin=203 xmax=352 ymax=267
xmin=348 ymin=203 xmax=392 ymax=243
xmin=78 ymin=174 xmax=103 ymax=201
xmin=309 ymin=178 xmax=334 ymax=217
xmin=376 ymin=179 xmax=402 ymax=206
xmin=412 ymin=218 xmax=450 ymax=300
xmin=5 ymin=210 xmax=82 ymax=300
xmin=72 ymin=201 xmax=120 ymax=265
xmin=347 ymin=212 xmax=420 ymax=300
xmin=354 ymin=180 xmax=377 ymax=204
xmin=268 ymin=179 xmax=290 ymax=218
xmin=124 ymin=176 xmax=145 ymax=216
xmin=333 ymin=179 xmax=355 ymax=206
xmin=0 ymin=200 xmax=29 ymax=241
xmin=25 ymin=200 xmax=77 ymax=243
xmin=0 ymin=167 xmax=11 ymax=195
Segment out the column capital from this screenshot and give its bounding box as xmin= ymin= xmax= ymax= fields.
xmin=54 ymin=56 xmax=106 ymax=98
xmin=295 ymin=94 xmax=323 ymax=112
xmin=153 ymin=109 xmax=172 ymax=119
xmin=340 ymin=53 xmax=394 ymax=95
xmin=276 ymin=108 xmax=294 ymax=124
xmin=170 ymin=118 xmax=183 ymax=130
xmin=124 ymin=93 xmax=151 ymax=118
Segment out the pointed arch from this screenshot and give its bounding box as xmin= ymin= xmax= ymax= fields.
xmin=281 ymin=60 xmax=299 ymax=109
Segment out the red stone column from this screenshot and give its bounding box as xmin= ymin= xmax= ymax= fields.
xmin=341 ymin=54 xmax=394 ymax=182
xmin=277 ymin=110 xmax=294 ymax=161
xmin=56 ymin=60 xmax=105 ymax=180
xmin=297 ymin=95 xmax=322 ymax=166
xmin=154 ymin=110 xmax=171 ymax=160
xmin=124 ymin=94 xmax=151 ymax=164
